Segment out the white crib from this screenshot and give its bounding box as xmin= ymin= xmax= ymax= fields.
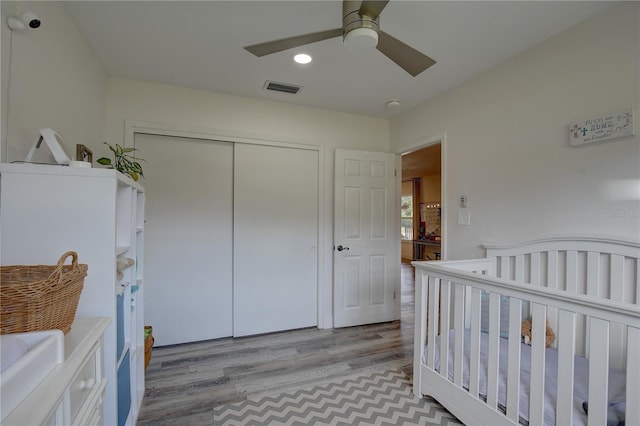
xmin=412 ymin=236 xmax=639 ymax=426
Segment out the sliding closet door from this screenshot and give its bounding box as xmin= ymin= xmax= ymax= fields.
xmin=135 ymin=134 xmax=233 ymax=346
xmin=233 ymin=144 xmax=318 ymax=336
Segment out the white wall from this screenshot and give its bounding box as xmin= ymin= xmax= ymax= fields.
xmin=1 ymin=1 xmax=105 ymax=163
xmin=391 ymin=3 xmax=640 ymax=260
xmin=104 ymin=77 xmax=391 ymax=328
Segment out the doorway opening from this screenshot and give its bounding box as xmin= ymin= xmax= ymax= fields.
xmin=400 ymin=142 xmax=442 ymax=263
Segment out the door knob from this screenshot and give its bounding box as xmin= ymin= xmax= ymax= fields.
xmin=336 ymin=245 xmax=350 ymax=252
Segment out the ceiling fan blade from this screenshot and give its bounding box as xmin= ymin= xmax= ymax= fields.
xmin=376 ymin=31 xmax=436 ymax=77
xmin=244 ymin=28 xmax=343 ymax=57
xmin=358 ymin=0 xmax=390 ymax=19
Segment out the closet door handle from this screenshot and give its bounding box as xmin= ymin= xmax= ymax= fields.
xmin=336 ymin=245 xmax=350 ymax=252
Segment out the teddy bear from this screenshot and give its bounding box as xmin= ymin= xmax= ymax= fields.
xmin=521 ymin=319 xmax=555 ymax=347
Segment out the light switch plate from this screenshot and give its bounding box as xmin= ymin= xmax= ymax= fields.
xmin=458 ymin=209 xmax=470 ymax=226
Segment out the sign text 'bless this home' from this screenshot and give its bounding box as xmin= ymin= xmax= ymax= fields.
xmin=569 ymin=108 xmax=635 ymax=146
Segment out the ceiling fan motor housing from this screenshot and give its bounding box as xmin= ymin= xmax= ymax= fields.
xmin=343 ymin=1 xmax=380 ymax=49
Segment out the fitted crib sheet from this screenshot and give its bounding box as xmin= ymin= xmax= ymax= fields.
xmin=424 ymin=329 xmax=627 ymax=426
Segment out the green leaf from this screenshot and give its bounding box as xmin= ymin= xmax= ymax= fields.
xmin=129 ymin=171 xmax=139 ymax=181
xmin=97 ymin=157 xmax=112 ymax=166
xmin=130 ymin=162 xmax=143 ymax=173
xmin=121 ymin=147 xmax=137 ymax=153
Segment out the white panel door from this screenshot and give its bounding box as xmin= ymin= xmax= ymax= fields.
xmin=334 ymin=149 xmax=397 ymax=327
xmin=233 ymin=144 xmax=318 ymax=337
xmin=135 ymin=134 xmax=233 ymax=346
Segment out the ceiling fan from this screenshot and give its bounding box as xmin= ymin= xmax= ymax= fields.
xmin=243 ymin=0 xmax=436 ymax=77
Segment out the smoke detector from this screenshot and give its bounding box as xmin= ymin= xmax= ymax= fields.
xmin=386 ymin=100 xmax=401 ymax=110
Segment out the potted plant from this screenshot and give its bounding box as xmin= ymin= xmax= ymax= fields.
xmin=97 ymin=142 xmax=145 ymax=181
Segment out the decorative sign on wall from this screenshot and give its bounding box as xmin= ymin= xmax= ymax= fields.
xmin=424 ymin=201 xmax=440 ymax=229
xmin=569 ymin=108 xmax=635 ymax=146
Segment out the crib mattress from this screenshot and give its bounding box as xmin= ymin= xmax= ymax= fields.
xmin=424 ymin=329 xmax=627 ymax=426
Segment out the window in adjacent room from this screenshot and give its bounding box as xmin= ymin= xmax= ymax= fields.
xmin=401 ymin=195 xmax=413 ymax=240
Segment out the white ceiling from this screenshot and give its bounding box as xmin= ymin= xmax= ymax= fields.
xmin=64 ymin=1 xmax=616 ymax=119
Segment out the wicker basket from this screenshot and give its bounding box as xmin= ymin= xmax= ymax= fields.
xmin=1 ymin=251 xmax=87 ymax=335
xmin=144 ymin=325 xmax=154 ymax=370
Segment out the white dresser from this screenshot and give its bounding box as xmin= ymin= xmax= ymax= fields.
xmin=2 ymin=317 xmax=111 ymax=425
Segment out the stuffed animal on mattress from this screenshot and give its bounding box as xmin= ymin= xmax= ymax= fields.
xmin=520 ymin=319 xmax=556 ymax=347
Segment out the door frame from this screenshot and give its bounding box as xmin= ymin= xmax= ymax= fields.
xmin=395 ymin=132 xmax=447 ymax=261
xmin=124 ymin=120 xmax=327 ymax=329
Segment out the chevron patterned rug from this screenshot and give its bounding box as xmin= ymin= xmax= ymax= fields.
xmin=213 ymin=369 xmax=462 ymax=425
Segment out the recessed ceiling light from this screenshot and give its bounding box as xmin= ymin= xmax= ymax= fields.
xmin=294 ymin=53 xmax=312 ymax=64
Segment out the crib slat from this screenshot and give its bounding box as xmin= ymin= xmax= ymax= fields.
xmin=453 ymin=283 xmax=465 ymax=387
xmin=608 ymin=256 xmax=627 ymax=368
xmin=506 ymin=297 xmax=522 ymax=423
xmin=627 ymin=326 xmax=640 ymax=426
xmin=585 ymin=252 xmax=600 ymax=359
xmin=515 ymin=255 xmax=525 ymax=283
xmin=547 ymin=250 xmax=558 ymax=289
xmin=531 ymin=252 xmax=541 ymax=285
xmin=500 ymin=255 xmax=510 ymax=279
xmin=609 ymin=256 xmax=628 ymax=369
xmin=610 ymin=254 xmax=623 ymax=301
xmin=587 ymin=317 xmax=609 ymax=426
xmin=566 ymin=250 xmax=578 ymax=293
xmin=469 ymin=288 xmax=482 ymax=397
xmin=464 ymin=286 xmax=472 ymax=329
xmin=556 ymin=310 xmax=576 ymax=426
xmin=486 ymin=292 xmax=501 ymax=408
xmin=529 ymin=303 xmax=547 ymax=426
xmin=586 ymin=251 xmax=600 ymax=297
xmin=637 ymin=258 xmax=640 ymax=304
xmin=609 ymin=323 xmax=625 ymax=370
xmin=427 ymin=276 xmax=440 ymax=368
xmin=439 ymin=280 xmax=451 ymax=380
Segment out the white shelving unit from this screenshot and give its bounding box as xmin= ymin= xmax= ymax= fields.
xmin=0 ymin=163 xmax=145 ymax=426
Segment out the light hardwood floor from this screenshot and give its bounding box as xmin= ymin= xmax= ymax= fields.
xmin=137 ymin=261 xmax=418 ymax=425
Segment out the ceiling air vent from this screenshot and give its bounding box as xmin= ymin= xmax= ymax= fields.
xmin=264 ymin=80 xmax=302 ymax=94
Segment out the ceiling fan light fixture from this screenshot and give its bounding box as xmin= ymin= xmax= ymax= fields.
xmin=344 ymin=27 xmax=378 ymax=50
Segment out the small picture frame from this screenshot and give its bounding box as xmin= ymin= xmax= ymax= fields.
xmin=76 ymin=144 xmax=93 ymax=164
